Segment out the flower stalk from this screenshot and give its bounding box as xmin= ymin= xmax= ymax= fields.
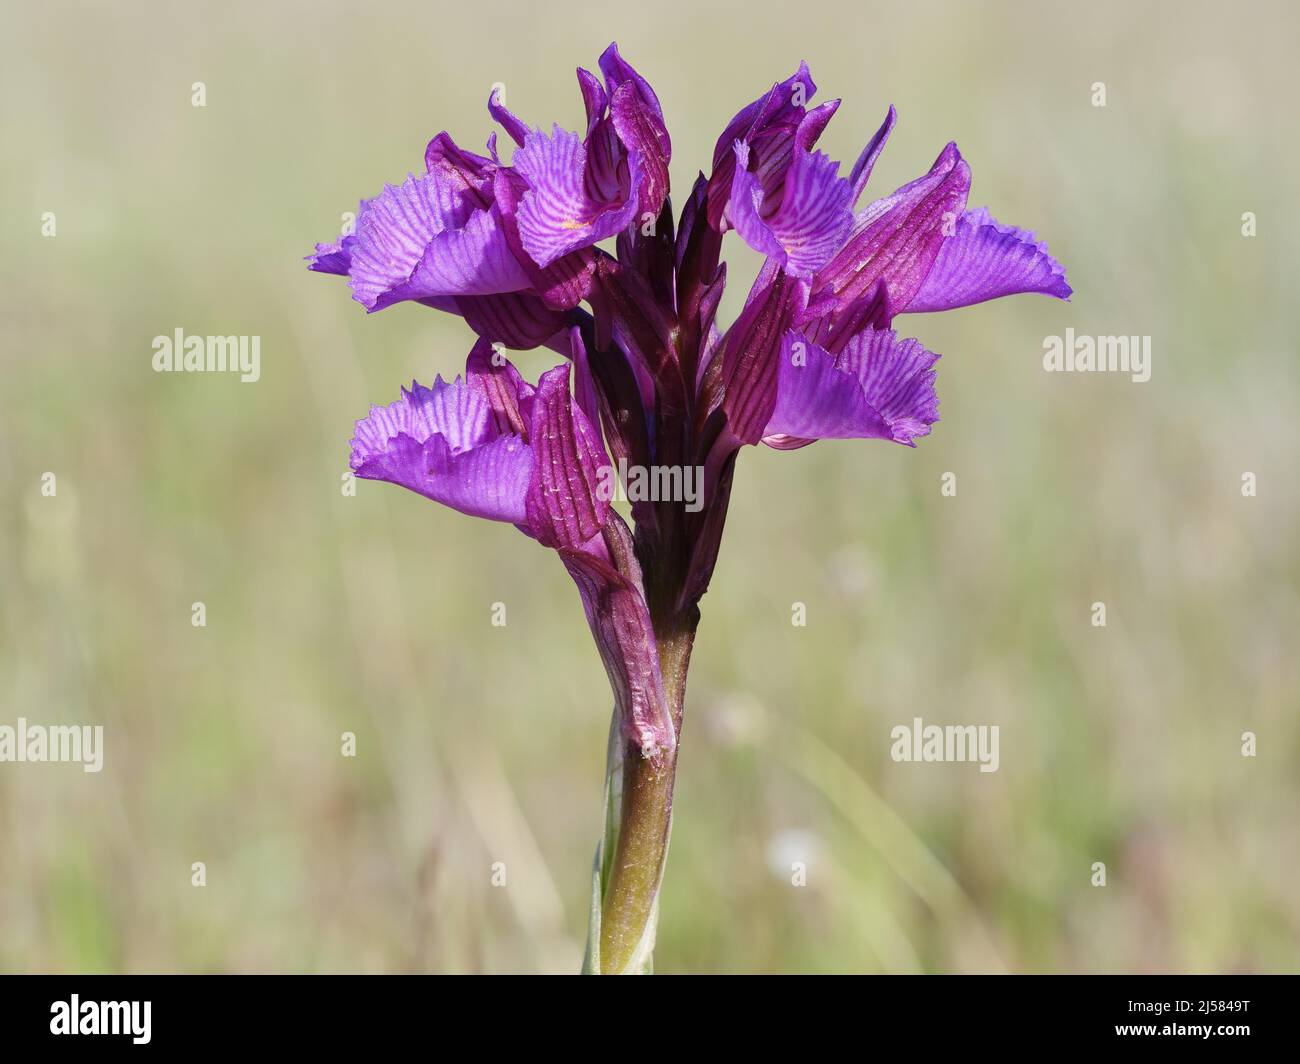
xmin=594 ymin=606 xmax=695 ymax=974
xmin=596 ymin=740 xmax=676 ymax=973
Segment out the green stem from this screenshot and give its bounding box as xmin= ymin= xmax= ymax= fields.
xmin=597 ymin=741 xmax=676 ymax=973
xmin=596 ymin=616 xmax=695 ymax=974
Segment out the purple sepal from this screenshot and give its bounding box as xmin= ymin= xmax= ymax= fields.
xmin=812 ymin=141 xmax=971 ymax=321
xmin=717 ymin=264 xmax=810 ymax=446
xmin=525 ymin=363 xmax=612 ymax=550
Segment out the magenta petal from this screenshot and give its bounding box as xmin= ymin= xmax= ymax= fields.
xmin=353 ymin=376 xmax=490 ymax=454
xmin=838 ymin=328 xmax=940 ymax=444
xmin=609 ymin=81 xmax=671 ymax=219
xmin=407 ymin=208 xmax=532 ymax=298
xmin=513 ymin=125 xmax=643 ymax=268
xmin=488 ymin=86 xmax=529 ymax=148
xmin=306 ymin=233 xmax=356 ymax=275
xmin=763 ymin=331 xmax=889 ymax=444
xmin=418 ymin=435 xmax=533 ymax=521
xmin=576 ymin=67 xmax=608 ymax=137
xmin=795 ymin=99 xmax=840 ymax=152
xmin=800 ymin=278 xmax=894 ymax=354
xmin=567 ymin=327 xmax=603 ymax=438
xmin=583 ymin=115 xmax=627 ymax=204
xmin=306 ymin=200 xmax=368 ymax=275
xmin=599 ymin=45 xmax=671 ymax=218
xmin=727 ymin=140 xmax=852 ymax=278
xmin=848 ymin=104 xmax=896 ymax=205
xmin=424 ymin=131 xmax=495 ymax=199
xmin=348 ymin=172 xmax=530 ymax=311
xmin=450 ymin=291 xmax=571 ymax=350
xmin=490 ymin=168 xmax=597 ymax=310
xmin=904 ymin=206 xmax=1072 ymax=313
xmin=465 ymin=337 xmax=535 ymax=436
xmin=350 ymin=376 xmax=532 ymax=523
xmin=598 ymin=42 xmax=665 ymax=118
xmin=726 ymin=141 xmax=784 ymax=260
xmin=763 ymin=327 xmax=939 ymax=448
xmin=348 ymin=173 xmax=463 ymax=303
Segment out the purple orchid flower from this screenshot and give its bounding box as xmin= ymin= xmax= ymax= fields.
xmin=307 ymin=44 xmax=1070 ymax=975
xmin=349 ymin=334 xmax=675 ymax=762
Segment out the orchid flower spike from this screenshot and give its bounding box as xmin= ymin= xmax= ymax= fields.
xmin=308 ymin=43 xmax=1070 ymax=975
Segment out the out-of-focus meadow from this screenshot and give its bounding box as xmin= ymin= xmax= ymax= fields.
xmin=2 ymin=0 xmax=1297 ymax=973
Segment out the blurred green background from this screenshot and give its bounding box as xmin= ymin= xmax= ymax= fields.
xmin=3 ymin=0 xmax=1297 ymax=973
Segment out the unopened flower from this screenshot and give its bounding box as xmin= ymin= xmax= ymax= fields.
xmin=308 ymin=43 xmax=1070 ymax=975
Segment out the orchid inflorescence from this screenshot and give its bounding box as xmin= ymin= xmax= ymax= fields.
xmin=307 ymin=42 xmax=1070 ymax=974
